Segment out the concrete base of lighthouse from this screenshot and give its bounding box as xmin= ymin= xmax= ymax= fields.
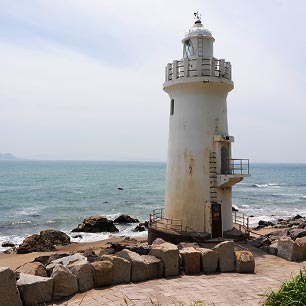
xmin=148 ymin=220 xmax=246 ymax=244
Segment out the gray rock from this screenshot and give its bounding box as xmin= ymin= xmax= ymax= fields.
xmin=0 ymin=267 xmax=22 ymax=306
xmin=51 ymin=264 xmax=78 ymax=299
xmin=196 ymin=248 xmax=218 ymax=273
xmin=100 ymin=255 xmax=131 ymax=284
xmin=17 ymin=273 xmax=53 ymax=306
xmin=117 ymin=249 xmax=148 ymax=282
xmin=16 ymin=262 xmax=47 ymax=277
xmin=126 ymin=243 xmax=152 ymax=255
xmin=91 ymin=261 xmax=113 ymax=287
xmin=68 ymin=260 xmax=94 ymax=292
xmin=277 ymin=239 xmax=304 ymax=261
xmin=267 ymin=242 xmax=279 ymax=256
xmin=142 ymin=255 xmax=163 ymax=279
xmin=150 ymin=242 xmax=179 ymax=277
xmin=72 ymin=215 xmax=119 ymax=233
xmin=288 ymin=228 xmax=306 ymax=240
xmin=235 ymin=251 xmax=255 ymax=273
xmin=179 ymin=247 xmax=201 ymax=275
xmin=213 ymin=241 xmax=235 ymax=272
xmin=47 ymin=253 xmax=87 ymax=273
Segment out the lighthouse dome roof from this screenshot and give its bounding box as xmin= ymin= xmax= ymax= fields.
xmin=184 ymin=19 xmax=213 ymax=39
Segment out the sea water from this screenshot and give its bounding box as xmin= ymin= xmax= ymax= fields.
xmin=0 ymin=161 xmax=305 ymax=251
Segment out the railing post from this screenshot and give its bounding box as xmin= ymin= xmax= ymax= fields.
xmin=184 ymin=58 xmax=189 ymax=78
xmin=173 ymin=60 xmax=178 ymax=79
xmin=197 ymin=58 xmax=202 ymax=77
xmin=220 ymin=59 xmax=225 ymax=77
xmin=210 ymin=58 xmax=215 ymax=77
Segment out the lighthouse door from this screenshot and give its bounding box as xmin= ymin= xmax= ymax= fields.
xmin=211 ymin=203 xmax=222 ymax=238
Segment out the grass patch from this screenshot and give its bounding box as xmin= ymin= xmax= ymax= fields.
xmin=264 ymin=268 xmax=306 ymax=305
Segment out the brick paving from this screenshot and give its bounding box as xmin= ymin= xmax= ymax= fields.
xmin=51 ymin=246 xmax=306 ymax=306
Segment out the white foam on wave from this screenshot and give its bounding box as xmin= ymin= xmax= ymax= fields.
xmin=252 ymin=183 xmax=281 ymax=188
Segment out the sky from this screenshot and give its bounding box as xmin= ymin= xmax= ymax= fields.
xmin=0 ymin=0 xmax=306 ymax=163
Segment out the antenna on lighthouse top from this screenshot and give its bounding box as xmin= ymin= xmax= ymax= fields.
xmin=194 ymin=11 xmax=202 ymax=24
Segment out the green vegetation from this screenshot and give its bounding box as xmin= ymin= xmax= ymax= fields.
xmin=265 ymin=269 xmax=306 ymax=305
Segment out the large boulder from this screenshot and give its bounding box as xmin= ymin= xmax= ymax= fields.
xmin=16 ymin=262 xmax=47 ymax=277
xmin=17 ymin=273 xmax=53 ymax=306
xmin=117 ymin=249 xmax=148 ymax=282
xmin=17 ymin=234 xmax=55 ymax=254
xmin=68 ymin=260 xmax=94 ymax=292
xmin=213 ymin=241 xmax=235 ymax=272
xmin=100 ymin=255 xmax=131 ymax=284
xmin=72 ymin=216 xmax=119 ymax=233
xmin=0 ymin=267 xmax=22 ymax=306
xmin=39 ymin=229 xmax=71 ymax=245
xmin=179 ymin=247 xmax=201 ymax=275
xmin=17 ymin=230 xmax=71 ymax=254
xmin=91 ymin=261 xmax=113 ymax=287
xmin=142 ymin=255 xmax=163 ymax=280
xmin=277 ymin=239 xmax=304 ymax=261
xmin=51 ymin=264 xmax=78 ymax=299
xmin=150 ymin=242 xmax=180 ymax=277
xmin=196 ymin=248 xmax=218 ymax=274
xmin=296 ymin=237 xmax=306 ymax=259
xmin=113 ymin=214 xmax=139 ymax=223
xmin=235 ymin=251 xmax=255 ymax=273
xmin=126 ymin=243 xmax=152 ymax=255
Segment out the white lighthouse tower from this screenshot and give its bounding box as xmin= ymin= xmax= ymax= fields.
xmin=149 ymin=13 xmax=250 ymax=242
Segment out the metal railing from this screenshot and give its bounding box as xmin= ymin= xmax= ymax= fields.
xmin=226 ymin=159 xmax=250 ymax=175
xmin=232 ymin=211 xmax=250 ymax=236
xmin=165 ymin=57 xmax=232 ymax=82
xmin=150 ymin=208 xmax=183 ymax=233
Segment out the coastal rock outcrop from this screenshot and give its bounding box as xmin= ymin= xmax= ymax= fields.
xmin=72 ymin=216 xmax=119 ymax=233
xmin=0 ymin=267 xmax=22 ymax=306
xmin=113 ymin=214 xmax=139 ymax=223
xmin=17 ymin=230 xmax=71 ymax=254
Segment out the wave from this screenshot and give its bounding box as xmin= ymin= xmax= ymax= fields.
xmin=251 ymin=183 xmax=281 ymax=188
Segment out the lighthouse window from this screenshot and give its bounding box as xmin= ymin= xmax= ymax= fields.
xmin=184 ymin=39 xmax=194 ymax=58
xmin=170 ymin=99 xmax=174 ymax=115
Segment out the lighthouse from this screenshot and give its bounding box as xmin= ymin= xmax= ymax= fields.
xmin=149 ymin=13 xmax=250 ymax=243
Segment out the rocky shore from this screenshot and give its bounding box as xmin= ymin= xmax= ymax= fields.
xmin=251 ymin=214 xmax=306 ymax=261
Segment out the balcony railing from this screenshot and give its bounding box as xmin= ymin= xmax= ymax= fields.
xmin=226 ymin=159 xmax=250 ymax=175
xmin=165 ymin=57 xmax=232 ymax=82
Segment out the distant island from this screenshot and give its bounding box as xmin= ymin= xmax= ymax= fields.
xmin=0 ymin=153 xmax=18 ymax=160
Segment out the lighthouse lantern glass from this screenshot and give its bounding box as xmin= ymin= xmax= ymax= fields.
xmin=184 ymin=39 xmax=194 ymax=58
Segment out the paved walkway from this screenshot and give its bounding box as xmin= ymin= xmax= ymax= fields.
xmin=52 ymin=246 xmax=305 ymax=306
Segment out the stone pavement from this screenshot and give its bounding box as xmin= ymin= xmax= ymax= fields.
xmin=51 ymin=246 xmax=306 ymax=306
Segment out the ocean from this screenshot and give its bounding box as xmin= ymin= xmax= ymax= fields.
xmin=0 ymin=161 xmax=305 ymax=251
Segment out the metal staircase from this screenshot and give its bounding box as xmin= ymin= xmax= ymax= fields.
xmin=209 ymin=151 xmax=218 ymax=203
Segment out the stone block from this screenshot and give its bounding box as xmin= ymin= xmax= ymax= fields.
xmin=91 ymin=261 xmax=113 ymax=287
xmin=196 ymin=248 xmax=218 ymax=273
xmin=179 ymin=247 xmax=201 ymax=274
xmin=16 ymin=261 xmax=47 ymax=277
xmin=277 ymin=239 xmax=304 ymax=261
xmin=0 ymin=267 xmax=22 ymax=306
xmin=142 ymin=255 xmax=163 ymax=279
xmin=150 ymin=242 xmax=179 ymax=277
xmin=100 ymin=255 xmax=131 ymax=284
xmin=295 ymin=237 xmax=306 ymax=259
xmin=17 ymin=273 xmax=53 ymax=306
xmin=267 ymin=242 xmax=279 ymax=256
xmin=213 ymin=241 xmax=235 ymax=272
xmin=117 ymin=249 xmax=148 ymax=282
xmin=235 ymin=251 xmax=255 ymax=273
xmin=68 ymin=260 xmax=94 ymax=292
xmin=51 ymin=264 xmax=78 ymax=299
